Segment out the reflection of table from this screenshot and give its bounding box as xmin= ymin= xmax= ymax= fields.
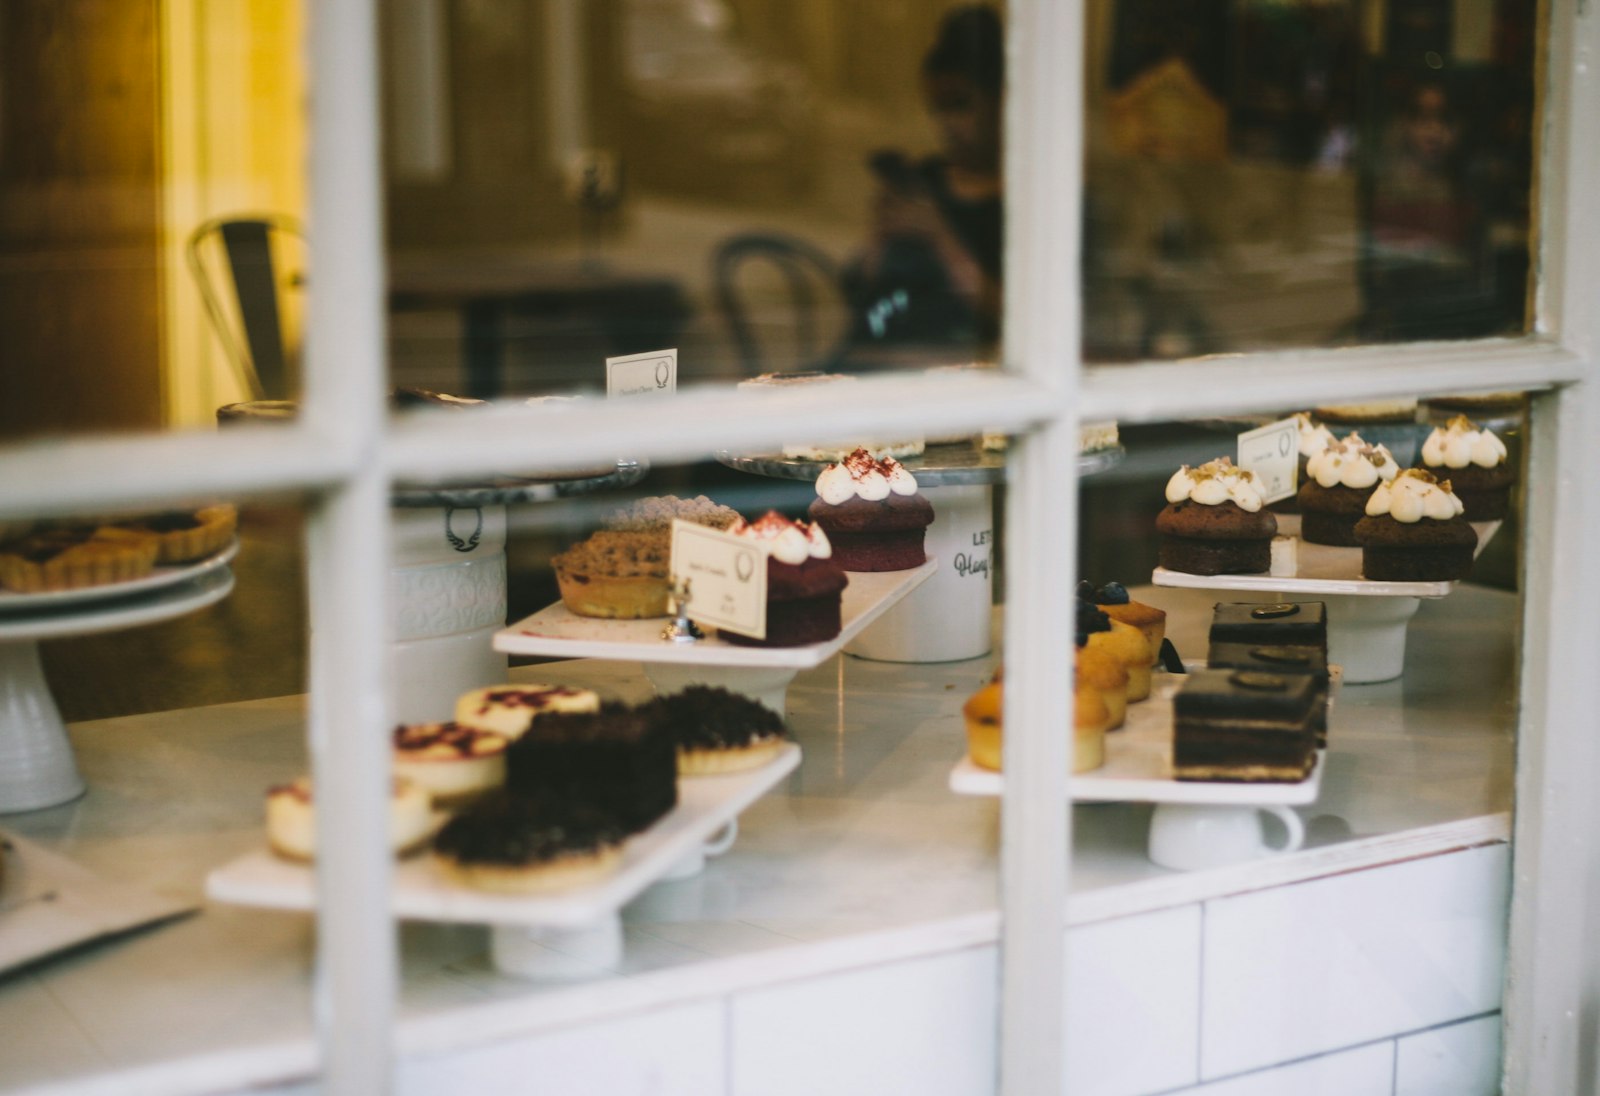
xmin=389 ymin=257 xmax=689 ymax=398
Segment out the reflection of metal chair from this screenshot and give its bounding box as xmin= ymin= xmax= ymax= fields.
xmin=713 ymin=232 xmax=844 ymax=375
xmin=186 ymin=214 xmax=305 ymax=399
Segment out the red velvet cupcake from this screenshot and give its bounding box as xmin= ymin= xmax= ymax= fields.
xmin=720 ymin=512 xmax=849 ymax=647
xmin=806 ymin=449 xmax=935 ymax=571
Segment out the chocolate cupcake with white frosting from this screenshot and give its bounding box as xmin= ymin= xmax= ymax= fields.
xmin=1354 ymin=469 xmax=1478 ymax=581
xmin=1416 ymin=416 xmax=1512 ymax=521
xmin=1297 ymin=435 xmax=1400 ymax=546
xmin=807 ymin=449 xmax=935 ymax=571
xmin=1156 ymin=458 xmax=1277 ymax=575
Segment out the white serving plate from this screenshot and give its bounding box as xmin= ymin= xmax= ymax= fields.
xmin=949 ymin=671 xmax=1325 ymax=806
xmin=494 ymin=559 xmax=936 ymax=668
xmin=0 ymin=540 xmax=239 ymax=615
xmin=1152 ymin=520 xmax=1500 ymax=599
xmin=206 ymin=744 xmax=801 ymax=928
xmin=0 ymin=566 xmax=235 ymax=643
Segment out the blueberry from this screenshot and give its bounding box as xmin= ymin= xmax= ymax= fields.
xmin=1076 ymin=579 xmax=1095 ymax=599
xmin=1099 ymin=581 xmax=1130 ymax=605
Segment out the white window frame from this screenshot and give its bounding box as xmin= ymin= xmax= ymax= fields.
xmin=1 ymin=1 xmax=1595 ymax=1093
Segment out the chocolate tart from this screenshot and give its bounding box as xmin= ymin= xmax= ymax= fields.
xmin=114 ymin=504 xmax=237 ymax=563
xmin=649 ymin=686 xmax=790 ymax=774
xmin=434 ymin=791 xmax=624 ymax=894
xmin=0 ymin=525 xmax=159 ymax=593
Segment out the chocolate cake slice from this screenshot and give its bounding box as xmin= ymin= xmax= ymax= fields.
xmin=1173 ymin=669 xmax=1319 ymax=783
xmin=1208 ymin=601 xmax=1327 ymax=654
xmin=1206 ymin=642 xmax=1331 ymax=746
xmin=505 ymin=703 xmax=678 ymax=834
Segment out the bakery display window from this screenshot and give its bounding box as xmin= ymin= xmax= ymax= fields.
xmin=1 ymin=0 xmax=1598 ymax=1094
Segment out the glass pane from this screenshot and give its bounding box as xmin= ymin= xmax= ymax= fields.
xmin=383 ymin=1 xmax=1006 ymax=400
xmin=0 ymin=3 xmax=307 ymax=441
xmin=1083 ymin=0 xmax=1538 ymax=360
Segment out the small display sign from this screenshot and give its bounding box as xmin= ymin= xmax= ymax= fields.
xmin=669 ymin=519 xmax=766 ymax=640
xmin=1237 ymin=417 xmax=1299 ymax=504
xmin=607 ymin=348 xmax=677 ymax=398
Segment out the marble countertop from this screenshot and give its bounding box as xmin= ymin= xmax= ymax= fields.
xmin=0 ymin=585 xmax=1515 ymax=1094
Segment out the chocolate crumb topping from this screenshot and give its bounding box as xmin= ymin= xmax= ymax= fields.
xmin=648 ymin=686 xmax=788 ymax=750
xmin=435 ymin=791 xmax=623 ymax=865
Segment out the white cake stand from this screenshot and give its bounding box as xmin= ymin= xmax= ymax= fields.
xmin=0 ymin=562 xmax=236 ymax=814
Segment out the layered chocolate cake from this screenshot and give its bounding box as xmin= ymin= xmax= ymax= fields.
xmin=1156 ymin=458 xmax=1277 ymax=575
xmin=1206 ymin=642 xmax=1331 ymax=746
xmin=505 ymin=702 xmax=678 ymax=834
xmin=807 ymin=449 xmax=935 ymax=571
xmin=1173 ymin=669 xmax=1319 ymax=783
xmin=1208 ymin=601 xmax=1327 ymax=654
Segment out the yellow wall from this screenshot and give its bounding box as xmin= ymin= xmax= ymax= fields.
xmin=161 ymin=0 xmax=306 ymax=428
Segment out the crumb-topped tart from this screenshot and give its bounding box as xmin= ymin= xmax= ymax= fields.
xmin=0 ymin=525 xmax=160 ymax=593
xmin=113 ymin=504 xmax=237 ymax=564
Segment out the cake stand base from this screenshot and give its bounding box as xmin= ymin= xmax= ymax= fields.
xmin=1147 ymin=802 xmax=1305 ymax=871
xmin=491 ymin=915 xmax=623 ymax=979
xmin=846 ymin=483 xmax=993 ymax=663
xmin=1322 ymin=594 xmax=1421 ymax=684
xmin=0 ymin=642 xmax=86 ymax=814
xmin=643 ymin=663 xmax=798 ymax=717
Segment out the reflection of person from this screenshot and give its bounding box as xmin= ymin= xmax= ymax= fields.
xmin=843 ymin=5 xmax=1003 ymax=353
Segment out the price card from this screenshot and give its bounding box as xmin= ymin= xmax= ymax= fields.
xmin=670 ymin=519 xmax=766 ymax=640
xmin=1237 ymin=417 xmax=1299 ymax=504
xmin=607 ymin=348 xmax=677 ymax=398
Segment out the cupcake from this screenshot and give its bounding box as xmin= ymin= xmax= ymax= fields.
xmin=1296 ymin=436 xmax=1400 ymax=546
xmin=1416 ymin=415 xmax=1512 ymax=521
xmin=1354 ymin=469 xmax=1478 ymax=581
xmin=720 ymin=512 xmax=849 ymax=648
xmin=392 ymin=722 xmax=509 ymax=808
xmin=1276 ymin=413 xmax=1338 ymax=513
xmin=650 ymin=686 xmax=791 ymax=774
xmin=1078 ymin=581 xmax=1166 ymax=667
xmin=962 ymin=673 xmax=1108 ymax=775
xmin=1076 ymin=597 xmax=1132 ymax=720
xmin=266 ymin=776 xmax=436 ymax=862
xmin=807 ymin=449 xmax=935 ymax=571
xmin=434 ymin=792 xmax=625 ymax=894
xmin=1156 ymin=458 xmax=1277 ymax=576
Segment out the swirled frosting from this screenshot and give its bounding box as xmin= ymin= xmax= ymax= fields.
xmin=1364 ymin=468 xmax=1465 ymax=522
xmin=1421 ymin=415 xmax=1507 ymax=469
xmin=729 ymin=511 xmax=833 ymax=564
xmin=815 ymin=448 xmax=919 ymax=505
xmin=1165 ymin=458 xmax=1265 ymax=512
xmin=1294 ymin=413 xmax=1337 ymax=459
xmin=1306 ymin=435 xmax=1400 ymax=489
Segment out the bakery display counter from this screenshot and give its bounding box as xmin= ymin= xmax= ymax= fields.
xmin=0 ymin=586 xmax=1513 ymax=1094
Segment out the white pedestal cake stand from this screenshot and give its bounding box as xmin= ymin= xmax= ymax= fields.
xmin=716 ymin=443 xmax=1124 ymax=663
xmin=0 ymin=557 xmax=236 ymax=814
xmin=388 ymin=461 xmax=646 ymax=722
xmin=1152 ymin=516 xmax=1500 ymax=684
xmin=494 ymin=560 xmax=936 ymax=715
xmin=949 ymin=669 xmax=1324 ymax=871
xmin=207 ymin=744 xmax=800 ymax=979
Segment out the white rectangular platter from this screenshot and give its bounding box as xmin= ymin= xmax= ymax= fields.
xmin=949 ymin=672 xmax=1324 ymax=806
xmin=207 ymin=744 xmax=800 ymax=928
xmin=1152 ymin=519 xmax=1499 ymax=599
xmin=494 ymin=559 xmax=936 ymax=668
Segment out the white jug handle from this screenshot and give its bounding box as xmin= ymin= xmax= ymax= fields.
xmin=1260 ymin=805 xmax=1305 ymax=855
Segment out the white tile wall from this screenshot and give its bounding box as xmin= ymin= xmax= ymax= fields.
xmin=1394 ymin=1014 xmax=1502 ymax=1096
xmin=1200 ymin=844 xmax=1509 ymax=1078
xmin=729 ymin=946 xmax=998 ymax=1096
xmin=1175 ymin=1041 xmax=1394 ymax=1096
xmin=397 ymin=1001 xmax=726 ymax=1096
xmin=1065 ymin=906 xmax=1202 ymax=1096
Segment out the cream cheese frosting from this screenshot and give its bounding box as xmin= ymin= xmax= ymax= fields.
xmin=729 ymin=511 xmax=833 ymax=564
xmin=1364 ymin=469 xmax=1465 ymax=522
xmin=1306 ymin=435 xmax=1400 ymax=489
xmin=1165 ymin=458 xmax=1265 ymax=512
xmin=1294 ymin=413 xmax=1337 ymax=459
xmin=815 ymin=448 xmax=919 ymax=505
xmin=1421 ymin=415 xmax=1507 ymax=469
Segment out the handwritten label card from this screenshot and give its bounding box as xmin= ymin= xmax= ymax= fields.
xmin=1237 ymin=417 xmax=1299 ymax=504
xmin=670 ymin=519 xmax=766 ymax=640
xmin=607 ymin=348 xmax=677 ymax=398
